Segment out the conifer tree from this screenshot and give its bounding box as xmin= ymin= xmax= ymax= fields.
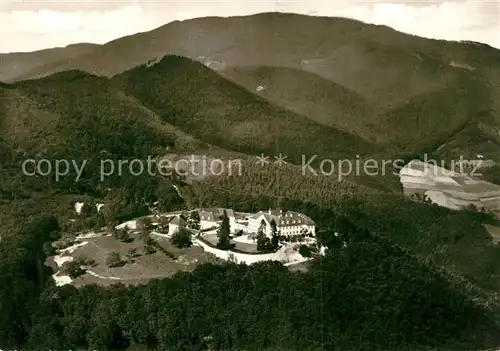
xmin=217 ymin=210 xmax=231 ymax=249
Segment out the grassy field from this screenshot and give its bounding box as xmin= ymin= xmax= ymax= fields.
xmin=202 ymin=232 xmax=259 ymax=253
xmin=57 ymin=234 xmax=222 ymax=287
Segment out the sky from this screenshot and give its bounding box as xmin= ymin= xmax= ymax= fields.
xmin=0 ymin=0 xmax=499 ymax=53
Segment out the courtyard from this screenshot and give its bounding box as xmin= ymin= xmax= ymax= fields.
xmin=200 ymin=232 xmax=259 ymax=253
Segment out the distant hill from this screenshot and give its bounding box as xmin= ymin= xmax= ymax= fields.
xmin=1 ymin=12 xmax=500 ymax=181
xmin=0 ymin=43 xmax=99 ymax=82
xmin=2 ymin=15 xmax=500 ymax=351
xmin=3 ymin=70 xmax=202 ymax=157
xmin=220 ymin=66 xmax=377 ymax=141
xmin=113 ymin=55 xmax=377 ymax=164
xmin=4 ymin=13 xmax=499 ymax=93
xmin=2 ymin=13 xmax=500 ymax=166
xmin=1 ymin=59 xmax=380 ymax=198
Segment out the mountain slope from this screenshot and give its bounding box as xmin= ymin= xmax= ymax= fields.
xmin=5 ymin=13 xmax=500 ymax=97
xmin=220 ymin=66 xmax=378 ymax=141
xmin=0 ymin=43 xmax=99 ymax=82
xmin=113 ymin=55 xmax=378 ymax=163
xmin=4 ymin=70 xmax=203 ymax=157
xmin=3 ymin=13 xmax=500 ymax=165
xmin=220 ymin=64 xmax=498 ymax=163
xmin=1 ymin=62 xmax=382 ymax=199
xmin=380 ymin=72 xmax=494 ymax=152
xmin=2 ymin=13 xmax=500 ymax=175
xmin=0 ymin=70 xmax=216 ymax=197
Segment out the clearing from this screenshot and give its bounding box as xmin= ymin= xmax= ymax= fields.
xmin=51 ymin=233 xmax=221 ymax=287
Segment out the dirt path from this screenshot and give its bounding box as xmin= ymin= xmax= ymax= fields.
xmin=85 ymin=270 xmax=173 ymax=281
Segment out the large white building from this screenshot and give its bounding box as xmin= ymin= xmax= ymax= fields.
xmin=247 ymin=209 xmax=315 ymax=237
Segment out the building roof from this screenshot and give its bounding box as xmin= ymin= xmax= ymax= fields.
xmin=198 ymin=208 xmax=235 ymax=221
xmin=169 ymin=216 xmax=187 ymax=226
xmin=252 ymin=210 xmax=315 ymax=228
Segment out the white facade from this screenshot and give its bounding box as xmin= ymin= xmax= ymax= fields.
xmin=247 ymin=210 xmax=316 ymax=238
xmin=247 ymin=214 xmax=270 ymax=235
xmin=234 ymin=220 xmax=249 ymax=232
xmin=200 ymin=220 xmax=218 ymax=230
xmin=198 ymin=208 xmax=237 ymax=231
xmin=168 ymin=224 xmax=181 ymax=236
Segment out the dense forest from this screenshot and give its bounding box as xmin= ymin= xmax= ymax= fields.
xmin=1 ymin=182 xmax=500 ymax=350
xmin=1 ymin=208 xmax=500 ymax=351
xmin=114 ymin=55 xmax=378 ymax=165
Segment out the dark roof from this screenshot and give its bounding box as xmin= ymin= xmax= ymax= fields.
xmin=252 ymin=210 xmax=315 ymax=227
xmin=198 ymin=208 xmax=235 ymax=221
xmin=170 ymin=216 xmax=187 ymax=226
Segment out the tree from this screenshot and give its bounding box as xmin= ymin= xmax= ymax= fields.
xmin=138 ymin=216 xmax=153 ymax=231
xmin=138 ymin=217 xmax=153 ymax=244
xmin=126 ymin=248 xmax=138 ymax=263
xmin=256 ymin=231 xmax=270 ymax=252
xmin=422 ymin=194 xmax=432 ymax=204
xmin=43 ymin=242 xmax=55 ymax=256
xmin=106 ymin=251 xmax=123 ymax=268
xmin=156 ymin=183 xmax=184 ymax=212
xmin=102 ymin=192 xmax=127 ymax=225
xmin=61 ymin=261 xmax=86 ymax=279
xmin=188 ymin=211 xmax=201 ymax=230
xmin=465 ymin=203 xmax=479 ymax=212
xmin=217 ymin=210 xmax=231 ymax=249
xmin=171 ymin=227 xmax=193 ymax=249
xmin=75 ymin=255 xmax=95 ymax=267
xmin=270 ymin=219 xmax=280 ymax=252
xmin=143 ymin=237 xmax=157 ymax=255
xmin=157 ymin=216 xmax=170 ymax=234
xmin=258 ymin=219 xmax=266 ymax=234
xmin=107 ymin=219 xmax=119 ymax=234
xmin=256 ymin=220 xmax=271 ymax=252
xmin=113 ymin=227 xmax=132 ymax=243
xmin=277 ymin=196 xmax=287 ymax=213
xmin=81 ymin=200 xmax=97 ymax=218
xmin=298 ymin=244 xmax=317 ymax=258
xmin=82 ymin=217 xmax=97 ymax=230
xmin=94 ymin=212 xmax=106 ymax=230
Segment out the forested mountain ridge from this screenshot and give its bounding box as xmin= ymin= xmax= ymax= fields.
xmin=2 ymin=12 xmax=500 ymax=351
xmin=113 ymin=55 xmax=378 ymax=163
xmin=2 ymin=12 xmax=500 ymax=163
xmin=1 ymin=58 xmax=382 ymax=198
xmin=0 ymin=43 xmax=98 ymax=82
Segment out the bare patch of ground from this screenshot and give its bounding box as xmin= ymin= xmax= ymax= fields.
xmin=485 ymin=224 xmax=500 ymax=245
xmin=287 ymin=261 xmax=311 ymax=273
xmin=45 ymin=256 xmax=58 ymax=271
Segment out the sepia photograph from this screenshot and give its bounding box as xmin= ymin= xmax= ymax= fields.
xmin=1 ymin=0 xmax=500 ymax=350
